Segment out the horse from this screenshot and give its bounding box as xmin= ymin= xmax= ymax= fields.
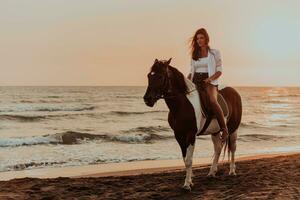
xmin=143 ymin=58 xmax=242 ymax=191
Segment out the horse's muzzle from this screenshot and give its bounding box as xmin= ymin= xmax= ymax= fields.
xmin=143 ymin=96 xmax=157 ymax=107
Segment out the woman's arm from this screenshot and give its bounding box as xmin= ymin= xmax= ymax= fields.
xmin=206 ymin=71 xmax=222 ymax=82
xmin=204 ymin=49 xmax=223 ymax=83
xmin=187 ymin=59 xmax=194 ymax=80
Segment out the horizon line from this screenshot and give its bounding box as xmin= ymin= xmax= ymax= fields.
xmin=0 ymin=85 xmax=299 ymax=88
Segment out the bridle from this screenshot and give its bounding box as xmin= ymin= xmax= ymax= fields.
xmin=155 ymin=66 xmax=197 ymax=100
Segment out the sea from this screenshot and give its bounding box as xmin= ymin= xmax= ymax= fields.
xmin=0 ymin=86 xmax=299 ymax=172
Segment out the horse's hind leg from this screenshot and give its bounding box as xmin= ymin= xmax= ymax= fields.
xmin=208 ymin=133 xmax=222 ymax=177
xmin=229 ymin=130 xmax=237 ymax=176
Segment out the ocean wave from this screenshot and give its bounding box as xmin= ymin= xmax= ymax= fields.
xmin=275 ymin=94 xmax=300 ymax=97
xmin=121 ymin=125 xmax=171 ymax=134
xmin=0 ymin=113 xmax=98 ymax=122
xmin=0 ymin=131 xmax=105 ymax=147
xmin=0 ymin=129 xmax=172 ymax=147
xmin=238 ymin=134 xmax=286 ymax=142
xmin=47 ymin=96 xmax=61 ymax=98
xmin=0 ymin=105 xmax=96 ymax=113
xmin=0 ymin=110 xmax=167 ymax=122
xmin=109 ymin=110 xmax=167 ymax=116
xmin=3 ymin=157 xmax=160 ymax=172
xmin=115 ymin=95 xmax=140 ymax=99
xmin=0 ymin=110 xmax=165 ymax=122
xmin=263 ymin=100 xmax=289 ymax=104
xmin=0 ymin=114 xmax=46 ymax=122
xmin=19 ymin=98 xmax=62 ymax=103
xmin=240 ymin=121 xmax=266 ymax=128
xmin=240 ymin=121 xmax=292 ymax=129
xmin=20 ymin=100 xmax=35 ymax=103
xmin=110 ymin=133 xmax=171 ymax=143
xmin=0 ymin=134 xmax=60 ymax=147
xmin=37 ymin=105 xmax=96 ymax=112
xmin=6 ymin=161 xmax=67 ymax=171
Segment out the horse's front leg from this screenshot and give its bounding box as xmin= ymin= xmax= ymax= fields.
xmin=176 ymin=131 xmax=196 ymax=191
xmin=183 ymin=143 xmax=195 ymax=190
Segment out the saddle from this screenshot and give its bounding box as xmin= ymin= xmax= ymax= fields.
xmin=197 ymin=86 xmax=229 ymax=135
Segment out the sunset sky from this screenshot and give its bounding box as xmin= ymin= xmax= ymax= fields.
xmin=1 ymin=0 xmax=300 ymax=86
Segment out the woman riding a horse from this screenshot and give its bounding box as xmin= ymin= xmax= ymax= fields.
xmin=187 ymin=28 xmax=229 ymax=142
xmin=143 ymin=28 xmax=242 ymax=191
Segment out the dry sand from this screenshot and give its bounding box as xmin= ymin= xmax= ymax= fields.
xmin=0 ymin=153 xmax=299 ymax=200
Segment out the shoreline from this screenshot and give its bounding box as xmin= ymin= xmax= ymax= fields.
xmin=0 ymin=151 xmax=299 ymax=181
xmin=0 ymin=152 xmax=299 ymax=199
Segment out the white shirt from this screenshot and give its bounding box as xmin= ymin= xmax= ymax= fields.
xmin=194 ymin=56 xmax=209 ymax=73
xmin=189 ymin=48 xmax=223 ymax=86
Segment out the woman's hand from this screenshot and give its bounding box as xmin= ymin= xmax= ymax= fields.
xmin=187 ymin=73 xmax=192 ymax=80
xmin=203 ymin=77 xmax=212 ymax=84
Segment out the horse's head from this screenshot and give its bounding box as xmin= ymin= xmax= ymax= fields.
xmin=143 ymin=58 xmax=172 ymax=107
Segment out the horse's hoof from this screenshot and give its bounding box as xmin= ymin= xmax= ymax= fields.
xmin=207 ymin=173 xmax=216 ymax=178
xmin=229 ymin=171 xmax=237 ymax=176
xmin=190 ymin=181 xmax=194 ymax=187
xmin=182 ymin=185 xmax=191 ymax=192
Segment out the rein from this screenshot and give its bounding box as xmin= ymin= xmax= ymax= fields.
xmin=157 ymin=88 xmax=197 ymax=99
xmin=156 ymin=68 xmax=197 ymax=99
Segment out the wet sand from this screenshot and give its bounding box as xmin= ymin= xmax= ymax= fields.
xmin=0 ymin=153 xmax=299 ymax=200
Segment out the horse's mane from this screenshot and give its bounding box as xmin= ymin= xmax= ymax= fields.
xmin=183 ymin=76 xmax=197 ymax=93
xmin=167 ymin=65 xmax=191 ymax=94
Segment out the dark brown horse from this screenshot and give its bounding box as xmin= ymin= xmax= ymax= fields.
xmin=143 ymin=58 xmax=242 ymax=191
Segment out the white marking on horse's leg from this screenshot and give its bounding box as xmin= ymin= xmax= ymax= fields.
xmin=229 ymin=130 xmax=237 ymax=176
xmin=182 ymin=143 xmax=195 ymax=190
xmin=208 ymin=133 xmax=222 ymax=177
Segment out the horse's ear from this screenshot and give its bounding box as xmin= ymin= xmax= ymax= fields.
xmin=166 ymin=64 xmax=171 ymax=76
xmin=154 ymin=58 xmax=159 ymax=63
xmin=166 ymin=57 xmax=172 ymax=65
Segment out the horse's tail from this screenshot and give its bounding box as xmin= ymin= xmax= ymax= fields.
xmin=222 ymin=136 xmax=231 ymax=162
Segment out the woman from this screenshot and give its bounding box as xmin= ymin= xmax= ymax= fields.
xmin=187 ymin=28 xmax=228 ymax=142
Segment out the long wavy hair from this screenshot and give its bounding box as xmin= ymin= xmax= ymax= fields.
xmin=189 ymin=28 xmax=211 ymax=60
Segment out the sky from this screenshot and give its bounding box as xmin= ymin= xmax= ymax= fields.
xmin=0 ymin=0 xmax=300 ymax=86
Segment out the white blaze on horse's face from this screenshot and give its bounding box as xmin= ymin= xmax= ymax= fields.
xmin=150 ymin=71 xmax=155 ymax=75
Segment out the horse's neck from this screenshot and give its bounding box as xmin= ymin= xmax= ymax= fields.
xmin=164 ymin=93 xmax=183 ymax=113
xmin=164 ymin=77 xmax=200 ymax=113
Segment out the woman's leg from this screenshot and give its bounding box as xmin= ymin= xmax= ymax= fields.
xmin=206 ymin=84 xmax=228 ymax=142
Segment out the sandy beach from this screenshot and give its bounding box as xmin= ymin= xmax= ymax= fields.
xmin=0 ymin=152 xmax=299 ymax=200
xmin=2 ymin=0 xmax=300 ymax=199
